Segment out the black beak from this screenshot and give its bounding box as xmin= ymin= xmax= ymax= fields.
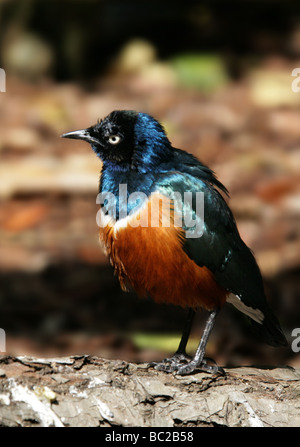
xmin=61 ymin=129 xmax=100 ymax=145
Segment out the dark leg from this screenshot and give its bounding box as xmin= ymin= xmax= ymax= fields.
xmin=150 ymin=308 xmax=195 ymax=372
xmin=176 ymin=308 xmax=224 ymax=376
xmin=175 ymin=307 xmax=195 ymax=356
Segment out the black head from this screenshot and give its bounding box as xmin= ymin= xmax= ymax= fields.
xmin=61 ymin=110 xmax=172 ymax=170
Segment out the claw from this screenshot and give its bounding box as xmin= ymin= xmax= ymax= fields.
xmin=176 ymin=361 xmax=225 ymax=376
xmin=149 ymin=351 xmax=192 ymax=373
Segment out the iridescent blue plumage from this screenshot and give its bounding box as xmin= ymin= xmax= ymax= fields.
xmin=98 ymin=111 xmax=229 ymax=220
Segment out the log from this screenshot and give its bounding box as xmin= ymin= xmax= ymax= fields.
xmin=0 ymin=354 xmax=299 ymax=427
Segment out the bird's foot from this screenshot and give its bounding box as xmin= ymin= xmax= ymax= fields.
xmin=149 ymin=352 xmax=191 ymax=373
xmin=149 ymin=354 xmax=225 ymax=376
xmin=176 ymin=357 xmax=225 ymax=376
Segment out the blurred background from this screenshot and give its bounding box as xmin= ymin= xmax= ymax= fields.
xmin=0 ymin=0 xmax=299 ymax=368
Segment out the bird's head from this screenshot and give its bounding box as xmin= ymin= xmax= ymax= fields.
xmin=61 ymin=110 xmax=172 ymax=171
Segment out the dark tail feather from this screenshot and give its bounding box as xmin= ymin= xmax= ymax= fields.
xmin=250 ymin=308 xmax=287 ymax=347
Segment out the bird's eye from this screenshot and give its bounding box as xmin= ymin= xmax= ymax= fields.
xmin=108 ymin=135 xmax=121 ymax=145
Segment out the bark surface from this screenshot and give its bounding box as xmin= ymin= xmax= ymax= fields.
xmin=0 ymin=355 xmax=299 ymax=427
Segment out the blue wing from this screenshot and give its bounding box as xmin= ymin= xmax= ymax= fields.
xmin=155 ymin=169 xmax=287 ymax=346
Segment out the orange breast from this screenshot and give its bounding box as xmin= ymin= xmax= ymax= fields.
xmin=99 ymin=193 xmax=227 ymax=310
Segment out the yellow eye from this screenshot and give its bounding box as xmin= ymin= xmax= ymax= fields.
xmin=108 ymin=135 xmax=121 ymax=145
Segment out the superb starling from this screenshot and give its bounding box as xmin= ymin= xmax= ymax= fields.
xmin=62 ymin=110 xmax=287 ymax=375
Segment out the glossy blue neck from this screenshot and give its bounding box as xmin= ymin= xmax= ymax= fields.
xmin=98 ymin=113 xmax=173 ymax=220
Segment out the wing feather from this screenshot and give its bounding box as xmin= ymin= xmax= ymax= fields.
xmin=156 ymin=171 xmax=287 ymax=346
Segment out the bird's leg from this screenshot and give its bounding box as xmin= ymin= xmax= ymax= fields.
xmin=176 ymin=308 xmax=225 ymax=376
xmin=150 ymin=308 xmax=195 ymax=372
xmin=172 ymin=307 xmax=195 ymax=361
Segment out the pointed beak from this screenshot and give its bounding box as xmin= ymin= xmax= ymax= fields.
xmin=61 ymin=129 xmax=89 ymax=141
xmin=61 ymin=129 xmax=99 ymax=145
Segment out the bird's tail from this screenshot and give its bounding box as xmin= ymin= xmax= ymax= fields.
xmin=249 ymin=306 xmax=287 ymax=347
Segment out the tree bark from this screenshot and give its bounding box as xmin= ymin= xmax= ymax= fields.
xmin=0 ymin=354 xmax=299 ymax=427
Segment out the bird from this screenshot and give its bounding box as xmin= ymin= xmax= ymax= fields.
xmin=61 ymin=110 xmax=287 ymax=375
